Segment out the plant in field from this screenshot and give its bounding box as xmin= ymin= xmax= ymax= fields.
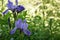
xmin=2 ymin=0 xmax=31 ymax=36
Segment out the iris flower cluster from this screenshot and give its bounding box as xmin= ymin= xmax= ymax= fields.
xmin=2 ymin=0 xmax=31 ymax=36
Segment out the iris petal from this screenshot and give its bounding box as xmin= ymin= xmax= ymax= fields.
xmin=3 ymin=9 xmax=9 ymax=15
xmin=23 ymin=29 xmax=31 ymax=36
xmin=16 ymin=5 xmax=25 ymax=13
xmin=7 ymin=0 xmax=16 ymax=10
xmin=6 ymin=0 xmax=24 ymax=13
xmin=10 ymin=27 xmax=17 ymax=34
xmin=7 ymin=0 xmax=13 ymax=9
xmin=16 ymin=0 xmax=18 ymax=5
xmin=21 ymin=23 xmax=28 ymax=30
xmin=23 ymin=19 xmax=27 ymax=23
xmin=15 ymin=19 xmax=28 ymax=30
xmin=15 ymin=19 xmax=22 ymax=28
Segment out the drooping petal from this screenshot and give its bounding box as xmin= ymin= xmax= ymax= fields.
xmin=16 ymin=5 xmax=25 ymax=13
xmin=23 ymin=29 xmax=31 ymax=36
xmin=2 ymin=9 xmax=9 ymax=15
xmin=10 ymin=27 xmax=17 ymax=34
xmin=16 ymin=0 xmax=18 ymax=5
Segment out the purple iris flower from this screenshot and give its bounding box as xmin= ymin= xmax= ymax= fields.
xmin=10 ymin=19 xmax=31 ymax=36
xmin=3 ymin=0 xmax=25 ymax=15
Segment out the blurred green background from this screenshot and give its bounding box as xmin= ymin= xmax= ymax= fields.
xmin=0 ymin=0 xmax=60 ymax=40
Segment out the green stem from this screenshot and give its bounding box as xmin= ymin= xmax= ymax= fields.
xmin=8 ymin=17 xmax=11 ymax=28
xmin=49 ymin=18 xmax=53 ymax=40
xmin=43 ymin=11 xmax=45 ymax=28
xmin=13 ymin=11 xmax=17 ymax=27
xmin=13 ymin=12 xmax=17 ymax=22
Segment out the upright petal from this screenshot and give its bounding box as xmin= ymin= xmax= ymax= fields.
xmin=16 ymin=0 xmax=18 ymax=5
xmin=8 ymin=0 xmax=13 ymax=8
xmin=7 ymin=0 xmax=16 ymax=10
xmin=2 ymin=9 xmax=9 ymax=15
xmin=10 ymin=27 xmax=17 ymax=34
xmin=15 ymin=19 xmax=22 ymax=28
xmin=21 ymin=23 xmax=28 ymax=30
xmin=18 ymin=19 xmax=22 ymax=23
xmin=23 ymin=19 xmax=27 ymax=23
xmin=23 ymin=29 xmax=31 ymax=36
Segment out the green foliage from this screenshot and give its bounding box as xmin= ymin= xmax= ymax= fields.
xmin=0 ymin=0 xmax=60 ymax=40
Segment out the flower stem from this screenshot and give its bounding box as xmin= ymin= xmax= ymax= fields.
xmin=8 ymin=17 xmax=11 ymax=28
xmin=13 ymin=11 xmax=17 ymax=27
xmin=49 ymin=18 xmax=53 ymax=40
